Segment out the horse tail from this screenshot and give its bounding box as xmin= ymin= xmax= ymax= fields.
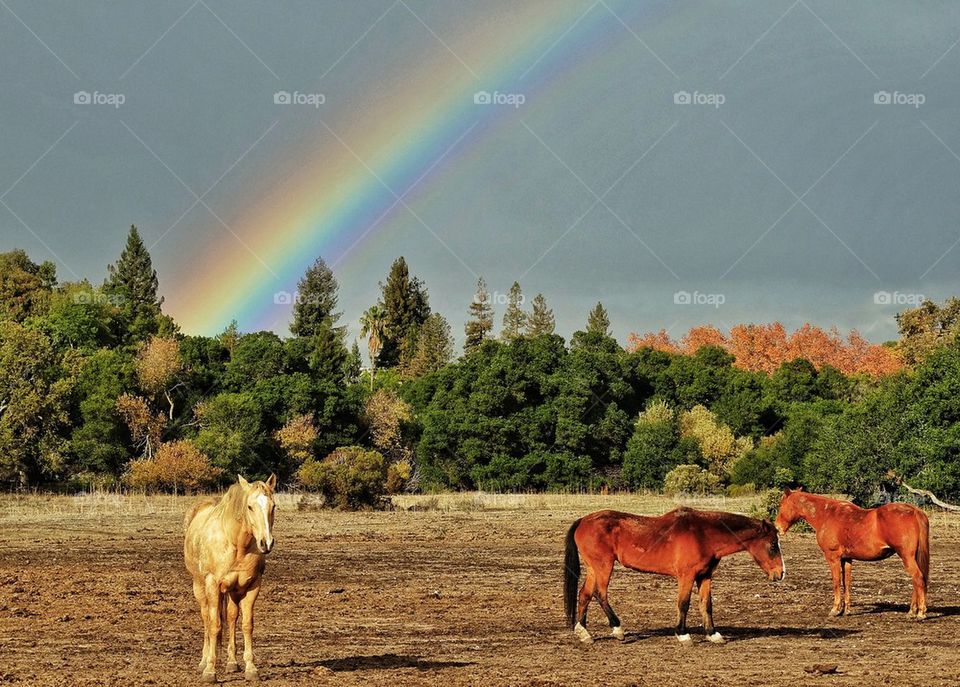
xmin=915 ymin=509 xmax=930 ymax=586
xmin=564 ymin=518 xmax=582 ymax=629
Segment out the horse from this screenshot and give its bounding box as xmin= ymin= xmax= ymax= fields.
xmin=184 ymin=474 xmax=277 ymax=682
xmin=775 ymin=487 xmax=929 ymax=619
xmin=564 ymin=507 xmax=785 ymax=646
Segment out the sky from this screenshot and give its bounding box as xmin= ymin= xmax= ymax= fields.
xmin=2 ymin=0 xmax=960 ymax=347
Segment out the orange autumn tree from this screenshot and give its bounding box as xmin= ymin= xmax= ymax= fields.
xmin=627 ymin=322 xmax=903 ymax=376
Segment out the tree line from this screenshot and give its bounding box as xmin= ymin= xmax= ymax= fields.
xmin=1 ymin=226 xmax=958 ymax=503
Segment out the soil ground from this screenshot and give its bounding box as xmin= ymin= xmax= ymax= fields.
xmin=1 ymin=492 xmax=958 ymax=687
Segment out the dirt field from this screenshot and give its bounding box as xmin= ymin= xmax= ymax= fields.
xmin=0 ymin=492 xmax=958 ymax=687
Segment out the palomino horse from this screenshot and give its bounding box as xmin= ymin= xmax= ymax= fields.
xmin=564 ymin=508 xmax=784 ymax=646
xmin=775 ymin=488 xmax=929 ymax=619
xmin=184 ymin=474 xmax=277 ymax=682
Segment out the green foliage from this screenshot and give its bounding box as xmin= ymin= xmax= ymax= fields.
xmin=500 ymin=281 xmax=526 ymax=341
xmin=290 ymin=256 xmax=341 ymax=337
xmin=663 ymin=464 xmax=722 ymax=496
xmin=378 ymin=257 xmax=430 ymax=368
xmin=194 ymin=393 xmax=269 ymax=475
xmin=0 ymin=250 xmax=56 ymax=322
xmin=103 ymin=226 xmax=167 ymax=342
xmin=297 ymin=445 xmax=387 ymax=509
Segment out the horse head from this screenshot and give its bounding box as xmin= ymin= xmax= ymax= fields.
xmin=774 ymin=486 xmax=805 ymax=535
xmin=238 ymin=473 xmax=277 ymax=554
xmin=745 ymin=519 xmax=785 ymax=582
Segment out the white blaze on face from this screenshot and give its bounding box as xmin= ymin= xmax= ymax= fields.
xmin=256 ymin=494 xmax=272 ymax=549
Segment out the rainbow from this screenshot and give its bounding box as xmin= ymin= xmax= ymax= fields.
xmin=168 ymin=0 xmax=662 ymax=334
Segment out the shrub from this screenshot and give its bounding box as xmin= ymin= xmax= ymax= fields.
xmin=726 ymin=482 xmax=756 ymax=498
xmin=124 ymin=440 xmax=222 ymax=493
xmin=663 ymin=464 xmax=722 ymax=496
xmin=297 ymin=445 xmax=387 ymax=509
xmin=386 ymin=458 xmax=412 ymax=494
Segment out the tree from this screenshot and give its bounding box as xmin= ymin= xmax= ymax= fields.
xmin=0 ymin=249 xmax=56 ymax=322
xmin=274 ymin=413 xmax=318 ymax=465
xmin=290 ymin=256 xmax=341 ymax=337
xmin=405 ymin=313 xmax=453 ymax=377
xmin=135 ymin=336 xmax=183 ymax=418
xmin=360 ymin=305 xmax=388 ymax=389
xmin=125 ymin=439 xmax=221 ymax=493
xmin=306 ymin=322 xmax=349 ymax=384
xmin=115 ymin=393 xmax=166 ymax=459
xmin=527 ymin=293 xmax=555 ymax=336
xmin=194 ymin=392 xmax=268 ymax=475
xmin=464 ymin=277 xmax=494 ymax=352
xmin=586 ymin=302 xmax=611 ymax=337
xmin=0 ymin=322 xmax=71 ymax=484
xmin=346 ymin=341 xmax=362 ymax=383
xmin=103 ymin=225 xmax=166 ymax=341
xmin=896 ymin=297 xmax=960 ymax=365
xmin=378 ymin=257 xmax=430 ymax=367
xmin=500 ymin=281 xmax=526 ymax=341
xmin=362 ymin=389 xmax=412 ymax=462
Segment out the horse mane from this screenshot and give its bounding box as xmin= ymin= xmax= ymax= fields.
xmin=689 ymin=509 xmax=773 ymax=541
xmin=214 ymin=483 xmax=248 ymax=524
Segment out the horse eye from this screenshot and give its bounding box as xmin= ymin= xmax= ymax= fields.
xmin=248 ymin=506 xmax=253 ymax=511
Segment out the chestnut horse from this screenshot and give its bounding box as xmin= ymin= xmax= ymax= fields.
xmin=564 ymin=508 xmax=785 ymax=646
xmin=184 ymin=474 xmax=276 ymax=682
xmin=775 ymin=488 xmax=929 ymax=619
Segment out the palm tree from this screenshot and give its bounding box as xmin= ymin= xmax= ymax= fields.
xmin=359 ymin=305 xmax=388 ymax=390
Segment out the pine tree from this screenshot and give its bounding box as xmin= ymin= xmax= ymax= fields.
xmin=527 ymin=293 xmax=555 ymax=336
xmin=104 ymin=225 xmax=163 ymax=341
xmin=290 ymin=256 xmax=341 ymax=337
xmin=346 ymin=340 xmax=362 ymax=383
xmin=500 ymin=281 xmax=527 ymax=341
xmin=464 ymin=277 xmax=494 ymax=352
xmin=587 ymin=302 xmax=611 ymax=336
xmin=306 ymin=322 xmax=348 ymax=383
xmin=378 ymin=257 xmax=430 ymax=367
xmin=405 ymin=313 xmax=454 ymax=377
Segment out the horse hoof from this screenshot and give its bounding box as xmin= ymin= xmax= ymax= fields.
xmin=707 ymin=632 xmax=725 ymax=644
xmin=574 ymin=623 xmax=593 ymax=644
xmin=225 ymin=662 xmax=239 ymax=673
xmin=611 ymin=626 xmax=625 ymax=641
xmin=915 ymin=612 xmax=927 ymax=621
xmin=245 ymin=669 xmax=260 ymax=682
xmin=829 ymin=608 xmax=843 ymax=617
xmin=677 ymin=633 xmax=694 ymax=647
xmin=201 ymin=671 xmax=216 ymax=683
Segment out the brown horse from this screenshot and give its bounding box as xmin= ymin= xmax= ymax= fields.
xmin=184 ymin=474 xmax=276 ymax=682
xmin=775 ymin=488 xmax=929 ymax=619
xmin=564 ymin=508 xmax=785 ymax=645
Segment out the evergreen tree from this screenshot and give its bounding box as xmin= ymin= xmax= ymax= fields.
xmin=378 ymin=257 xmax=430 ymax=367
xmin=405 ymin=313 xmax=454 ymax=377
xmin=103 ymin=225 xmax=164 ymax=342
xmin=290 ymin=256 xmax=341 ymax=337
xmin=500 ymin=281 xmax=526 ymax=341
xmin=464 ymin=277 xmax=494 ymax=352
xmin=587 ymin=302 xmax=611 ymax=336
xmin=346 ymin=340 xmax=363 ymax=383
xmin=307 ymin=322 xmax=349 ymax=383
xmin=527 ymin=293 xmax=555 ymax=336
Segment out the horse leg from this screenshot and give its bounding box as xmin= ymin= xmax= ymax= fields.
xmin=899 ymin=552 xmax=927 ymax=620
xmin=675 ymin=576 xmax=695 ymax=646
xmin=842 ymin=559 xmax=852 ymax=614
xmin=239 ymin=581 xmax=262 ymax=681
xmin=698 ymin=577 xmax=723 ymax=644
xmin=827 ymin=557 xmax=844 ymax=616
xmin=224 ymin=591 xmax=241 ymax=672
xmin=202 ymin=578 xmax=221 ymax=683
xmin=574 ymin=566 xmax=596 ymax=644
xmin=193 ymin=579 xmax=209 ymax=672
xmin=593 ymin=560 xmax=623 ymax=640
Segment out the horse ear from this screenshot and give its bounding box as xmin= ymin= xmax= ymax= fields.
xmin=796 ymin=486 xmax=804 ymax=492
xmin=784 ymin=487 xmax=793 ymax=495
xmin=265 ymin=473 xmax=277 ymax=492
xmin=237 ymin=474 xmax=250 ymax=489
